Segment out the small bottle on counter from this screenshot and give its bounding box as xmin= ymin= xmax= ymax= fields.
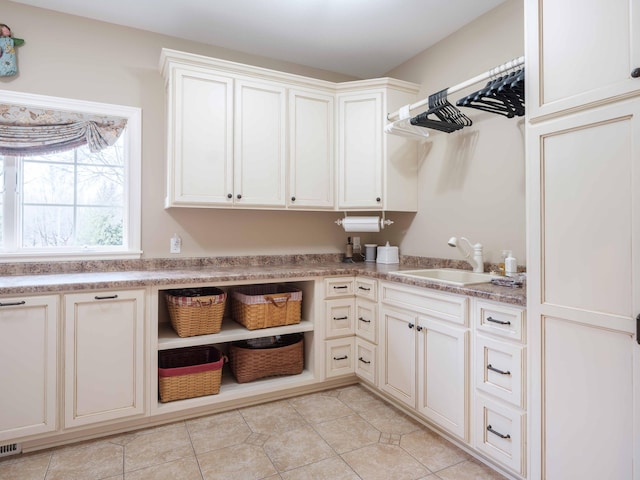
xmin=499 ymin=250 xmax=510 ymax=276
xmin=505 ymin=252 xmax=517 ymax=276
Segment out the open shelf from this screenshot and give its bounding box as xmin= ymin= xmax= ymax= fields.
xmin=158 ymin=318 xmax=314 ymax=350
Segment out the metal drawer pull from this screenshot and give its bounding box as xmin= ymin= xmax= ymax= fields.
xmin=358 ymin=286 xmax=371 ymax=291
xmin=416 ymin=325 xmax=423 ymax=331
xmin=487 ymin=425 xmax=511 ymax=439
xmin=94 ymin=294 xmax=119 ymax=300
xmin=358 ymin=317 xmax=371 ymax=323
xmin=333 ymin=285 xmax=348 ymax=290
xmin=333 ymin=355 xmax=348 ymax=361
xmin=358 ymin=357 xmax=371 ymax=364
xmin=0 ymin=300 xmax=26 ymax=307
xmin=333 ymin=316 xmax=348 ymax=321
xmin=487 ymin=364 xmax=511 ymax=375
xmin=408 ymin=322 xmax=414 ymax=329
xmin=487 ymin=316 xmax=511 ymax=326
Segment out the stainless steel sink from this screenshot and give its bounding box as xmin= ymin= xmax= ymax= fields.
xmin=391 ymin=268 xmax=499 ymax=286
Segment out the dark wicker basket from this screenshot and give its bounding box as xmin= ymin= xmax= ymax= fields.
xmin=228 ymin=333 xmax=304 ymax=383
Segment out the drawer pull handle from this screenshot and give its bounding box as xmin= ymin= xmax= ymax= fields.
xmin=487 ymin=316 xmax=511 ymax=326
xmin=358 ymin=357 xmax=371 ymax=364
xmin=358 ymin=317 xmax=371 ymax=323
xmin=0 ymin=300 xmax=26 ymax=307
xmin=487 ymin=364 xmax=511 ymax=375
xmin=94 ymin=294 xmax=118 ymax=300
xmin=358 ymin=286 xmax=371 ymax=291
xmin=636 ymin=313 xmax=640 ymax=345
xmin=408 ymin=323 xmax=414 ymax=329
xmin=333 ymin=316 xmax=348 ymax=321
xmin=487 ymin=425 xmax=511 ymax=439
xmin=416 ymin=325 xmax=423 ymax=332
xmin=333 ymin=285 xmax=349 ymax=290
xmin=333 ymin=355 xmax=348 ymax=361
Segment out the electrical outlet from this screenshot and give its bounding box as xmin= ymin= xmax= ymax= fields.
xmin=170 ymin=234 xmax=181 ymax=254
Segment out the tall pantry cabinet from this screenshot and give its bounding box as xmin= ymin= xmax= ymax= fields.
xmin=525 ymin=1 xmax=640 ymax=479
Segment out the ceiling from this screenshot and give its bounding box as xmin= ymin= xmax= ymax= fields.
xmin=11 ymin=0 xmax=507 ymax=78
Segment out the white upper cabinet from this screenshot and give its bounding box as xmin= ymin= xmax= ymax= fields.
xmin=234 ymin=79 xmax=287 ymax=207
xmin=288 ymin=89 xmax=335 ymax=209
xmin=337 ymin=80 xmax=420 ymax=211
xmin=165 ymin=66 xmax=234 ymax=206
xmin=161 ymin=49 xmax=419 ymax=211
xmin=526 ymin=0 xmax=640 ymax=119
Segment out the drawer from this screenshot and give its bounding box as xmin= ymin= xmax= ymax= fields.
xmin=381 ymin=282 xmax=468 ymax=326
xmin=475 ymin=300 xmax=525 ymax=343
xmin=475 ymin=335 xmax=525 ymax=408
xmin=325 ymin=277 xmax=354 ymax=298
xmin=475 ymin=395 xmax=526 ymax=475
xmin=355 ymin=338 xmax=377 ymax=385
xmin=325 ymin=337 xmax=355 ymax=378
xmin=325 ymin=298 xmax=355 ymax=338
xmin=355 ymin=299 xmax=377 ymax=344
xmin=355 ymin=277 xmax=377 ymax=301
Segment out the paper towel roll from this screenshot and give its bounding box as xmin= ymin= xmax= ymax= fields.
xmin=340 ymin=216 xmax=380 ymax=232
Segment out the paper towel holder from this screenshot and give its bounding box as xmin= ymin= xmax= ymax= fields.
xmin=334 ymin=212 xmax=394 ymax=232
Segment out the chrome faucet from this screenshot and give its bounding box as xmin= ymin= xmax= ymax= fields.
xmin=447 ymin=236 xmax=484 ymax=273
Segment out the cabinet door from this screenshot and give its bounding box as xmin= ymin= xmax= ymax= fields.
xmin=288 ymin=89 xmax=334 ymax=208
xmin=167 ymin=67 xmax=234 ymax=206
xmin=337 ymin=91 xmax=383 ymax=209
xmin=234 ymin=79 xmax=286 ymax=207
xmin=0 ymin=295 xmax=58 ymax=441
xmin=379 ymin=307 xmax=416 ymax=408
xmin=64 ymin=290 xmax=145 ymax=428
xmin=527 ymin=99 xmax=640 ymax=479
xmin=526 ymin=0 xmax=640 ymax=119
xmin=417 ymin=316 xmax=469 ymax=440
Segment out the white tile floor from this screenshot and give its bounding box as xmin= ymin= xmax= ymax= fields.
xmin=0 ymin=385 xmax=508 ymax=480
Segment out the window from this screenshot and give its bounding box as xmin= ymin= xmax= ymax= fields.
xmin=0 ymin=90 xmax=141 ymax=261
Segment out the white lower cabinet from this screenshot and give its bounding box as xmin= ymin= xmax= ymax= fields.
xmin=0 ymin=295 xmax=58 ymax=441
xmin=379 ymin=282 xmax=469 ymax=441
xmin=472 ymin=299 xmax=526 ymax=477
xmin=64 ymin=290 xmax=146 ymax=428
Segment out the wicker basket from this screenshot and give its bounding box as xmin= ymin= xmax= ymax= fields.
xmin=158 ymin=345 xmax=225 ymax=402
xmin=228 ymin=333 xmax=304 ymax=383
xmin=232 ymin=285 xmax=302 ymax=330
xmin=165 ymin=287 xmax=226 ymax=337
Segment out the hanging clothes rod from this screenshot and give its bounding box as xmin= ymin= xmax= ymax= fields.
xmin=387 ymin=56 xmax=525 ymax=121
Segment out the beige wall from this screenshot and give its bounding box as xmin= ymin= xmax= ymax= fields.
xmin=386 ymin=0 xmax=526 ymax=265
xmin=1 ymin=0 xmax=524 ymax=263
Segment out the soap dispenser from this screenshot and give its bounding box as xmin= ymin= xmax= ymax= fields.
xmin=505 ymin=252 xmax=517 ymax=276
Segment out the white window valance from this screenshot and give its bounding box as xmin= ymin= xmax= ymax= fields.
xmin=0 ymin=104 xmax=127 ymax=156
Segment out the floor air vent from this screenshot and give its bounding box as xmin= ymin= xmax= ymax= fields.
xmin=0 ymin=442 xmax=22 ymax=458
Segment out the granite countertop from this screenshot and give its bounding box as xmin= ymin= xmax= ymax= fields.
xmin=0 ymin=258 xmax=526 ymax=307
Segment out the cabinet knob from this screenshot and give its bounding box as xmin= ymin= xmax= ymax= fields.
xmin=237 ymin=194 xmax=242 ymax=199
xmin=376 ymin=197 xmax=381 ymax=202
xmin=227 ymin=193 xmax=232 ymax=199
xmin=408 ymin=323 xmax=414 ymax=329
xmin=632 ymin=68 xmax=640 ymax=78
xmin=291 ymin=196 xmax=296 ymax=202
xmin=416 ymin=325 xmax=423 ymax=332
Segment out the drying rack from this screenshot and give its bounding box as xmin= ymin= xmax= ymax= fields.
xmin=385 ymin=56 xmax=525 ymax=131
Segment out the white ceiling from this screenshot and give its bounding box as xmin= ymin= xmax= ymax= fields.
xmin=11 ymin=0 xmax=507 ymax=78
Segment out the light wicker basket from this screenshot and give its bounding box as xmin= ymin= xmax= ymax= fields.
xmin=158 ymin=345 xmax=225 ymax=402
xmin=165 ymin=287 xmax=226 ymax=337
xmin=231 ymin=285 xmax=302 ymax=330
xmin=228 ymin=333 xmax=304 ymax=383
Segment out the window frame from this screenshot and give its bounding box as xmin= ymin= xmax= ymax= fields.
xmin=0 ymin=90 xmax=142 ymax=261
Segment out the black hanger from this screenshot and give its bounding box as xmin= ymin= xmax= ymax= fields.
xmin=411 ymin=89 xmax=472 ymax=133
xmin=456 ymin=68 xmax=525 ymax=118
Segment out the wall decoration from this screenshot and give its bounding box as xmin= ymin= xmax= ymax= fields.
xmin=0 ymin=24 xmax=24 ymax=77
